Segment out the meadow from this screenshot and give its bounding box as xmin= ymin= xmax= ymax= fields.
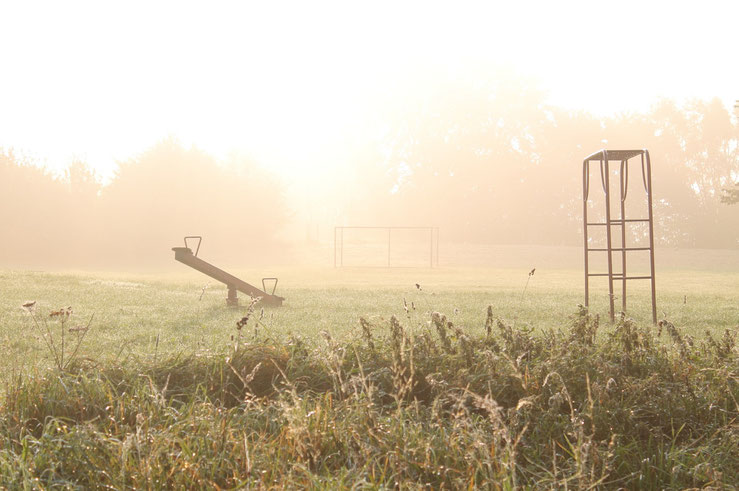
xmin=1 ymin=263 xmax=736 ymax=371
xmin=0 ymin=254 xmax=737 ymax=488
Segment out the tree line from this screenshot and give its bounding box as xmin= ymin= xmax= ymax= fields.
xmin=0 ymin=140 xmax=288 ymax=269
xmin=1 ymin=82 xmax=737 ymax=269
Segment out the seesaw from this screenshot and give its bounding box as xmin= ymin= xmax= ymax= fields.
xmin=172 ymin=236 xmax=284 ymax=307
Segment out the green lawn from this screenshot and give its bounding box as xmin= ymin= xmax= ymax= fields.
xmin=2 ymin=265 xmax=736 ymax=375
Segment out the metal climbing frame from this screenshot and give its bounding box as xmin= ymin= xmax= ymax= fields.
xmin=582 ymin=149 xmax=657 ymax=323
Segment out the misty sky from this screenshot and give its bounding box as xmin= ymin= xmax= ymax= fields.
xmin=1 ymin=0 xmax=737 ymax=182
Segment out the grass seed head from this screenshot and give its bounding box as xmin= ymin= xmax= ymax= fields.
xmin=22 ymin=300 xmax=37 ymax=311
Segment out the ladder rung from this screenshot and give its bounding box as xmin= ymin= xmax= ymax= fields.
xmin=585 ymin=219 xmax=651 ymax=226
xmin=587 ymin=247 xmax=651 ymax=252
xmin=587 ymin=273 xmax=652 ymax=280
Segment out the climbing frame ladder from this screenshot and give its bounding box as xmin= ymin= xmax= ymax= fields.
xmin=582 ymin=149 xmax=657 ymax=323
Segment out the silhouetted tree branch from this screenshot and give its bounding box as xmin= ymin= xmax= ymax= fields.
xmin=721 ymin=182 xmax=739 ymax=205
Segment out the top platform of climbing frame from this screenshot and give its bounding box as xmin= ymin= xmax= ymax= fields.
xmin=583 ymin=149 xmax=646 ymax=162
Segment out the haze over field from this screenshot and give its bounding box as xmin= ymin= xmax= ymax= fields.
xmin=1 ymin=0 xmax=737 ymax=269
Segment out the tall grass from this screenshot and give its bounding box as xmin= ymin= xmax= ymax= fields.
xmin=1 ymin=304 xmax=736 ymax=488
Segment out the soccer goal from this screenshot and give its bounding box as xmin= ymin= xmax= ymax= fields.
xmin=333 ymin=226 xmax=439 ymax=268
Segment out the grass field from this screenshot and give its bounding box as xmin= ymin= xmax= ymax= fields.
xmin=1 ymin=264 xmax=736 ymax=372
xmin=0 ymin=255 xmax=737 ymax=487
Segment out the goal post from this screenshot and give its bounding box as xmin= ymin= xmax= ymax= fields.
xmin=334 ymin=226 xmax=439 ymax=268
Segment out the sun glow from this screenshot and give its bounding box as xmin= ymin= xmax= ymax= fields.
xmin=1 ymin=0 xmax=737 ymax=183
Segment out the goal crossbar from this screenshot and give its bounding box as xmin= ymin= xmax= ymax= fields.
xmin=334 ymin=226 xmax=439 ymax=268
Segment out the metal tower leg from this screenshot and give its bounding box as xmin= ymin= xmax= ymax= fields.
xmin=645 ymin=151 xmax=657 ymax=324
xmin=619 ymin=159 xmax=628 ymax=314
xmin=582 ymin=159 xmax=590 ymax=310
xmin=603 ymin=155 xmax=616 ymax=322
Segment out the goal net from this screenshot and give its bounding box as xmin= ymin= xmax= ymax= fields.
xmin=334 ymin=227 xmax=439 ymax=268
